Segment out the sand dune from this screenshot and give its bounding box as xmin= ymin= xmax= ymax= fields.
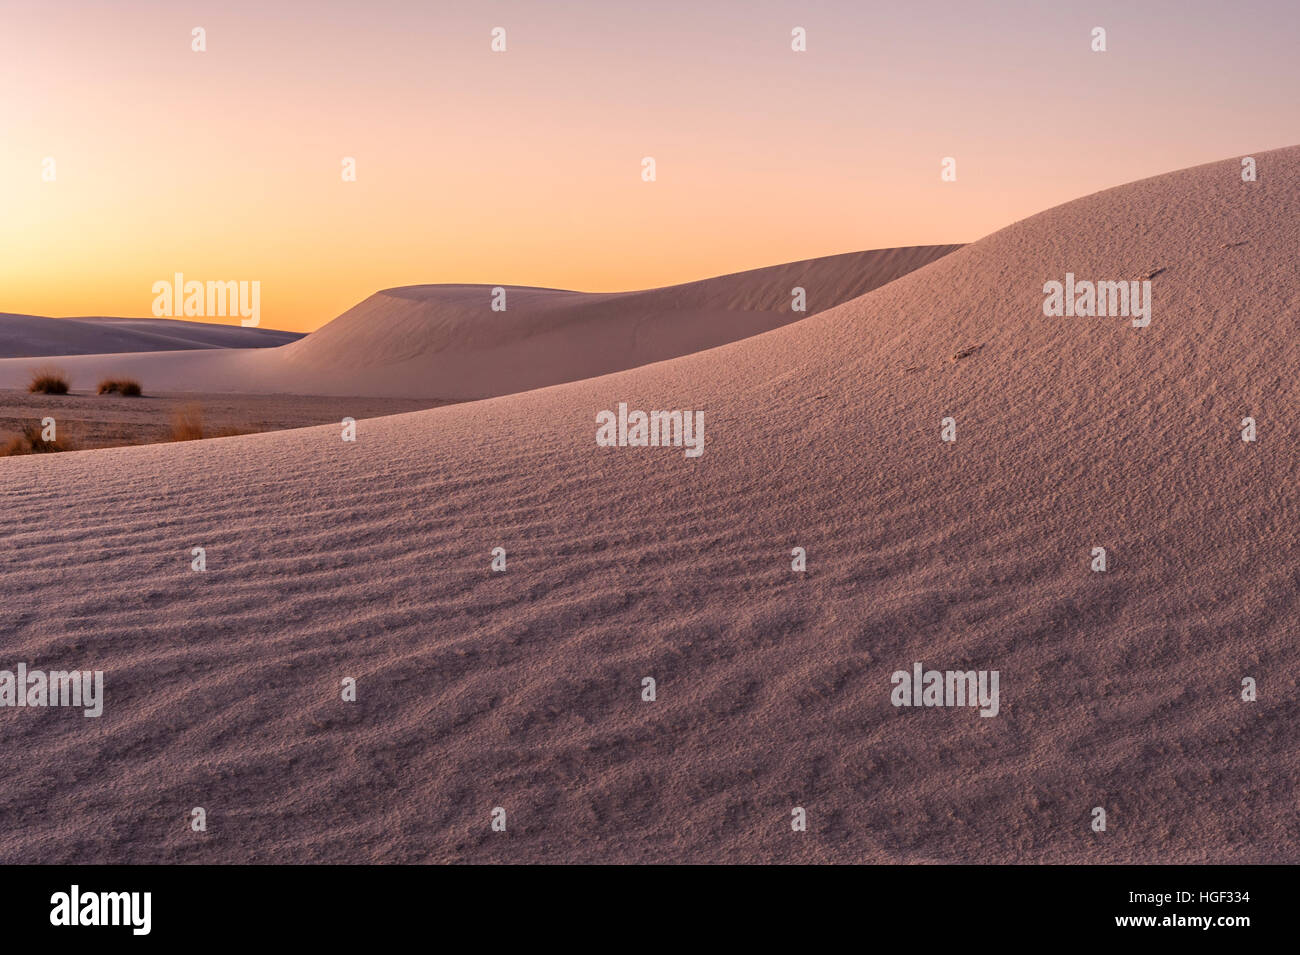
xmin=0 ymin=246 xmax=958 ymax=399
xmin=0 ymin=149 xmax=1296 ymax=863
xmin=0 ymin=314 xmax=301 ymax=358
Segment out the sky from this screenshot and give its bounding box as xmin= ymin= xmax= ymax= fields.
xmin=1 ymin=0 xmax=1297 ymax=332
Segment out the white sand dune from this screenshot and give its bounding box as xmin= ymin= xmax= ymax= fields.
xmin=0 ymin=149 xmax=1296 ymax=864
xmin=0 ymin=246 xmax=958 ymax=399
xmin=0 ymin=314 xmax=301 ymax=358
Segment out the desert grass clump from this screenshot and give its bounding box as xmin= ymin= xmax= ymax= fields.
xmin=169 ymin=404 xmax=206 ymax=442
xmin=167 ymin=404 xmax=255 ymax=442
xmin=98 ymin=377 xmax=143 ymax=396
xmin=27 ymin=366 xmax=69 ymax=395
xmin=0 ymin=424 xmax=74 ymax=456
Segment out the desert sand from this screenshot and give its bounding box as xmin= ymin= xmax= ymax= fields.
xmin=0 ymin=391 xmax=446 ymax=451
xmin=0 ymin=314 xmax=301 ymax=358
xmin=0 ymin=149 xmax=1295 ymax=863
xmin=0 ymin=246 xmax=958 ymax=400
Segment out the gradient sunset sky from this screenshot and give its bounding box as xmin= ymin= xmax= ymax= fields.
xmin=2 ymin=0 xmax=1297 ymax=332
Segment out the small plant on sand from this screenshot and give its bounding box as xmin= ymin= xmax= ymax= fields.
xmin=28 ymin=367 xmax=69 ymax=395
xmin=167 ymin=404 xmax=254 ymax=442
xmin=98 ymin=378 xmax=143 ymax=396
xmin=169 ymin=404 xmax=206 ymax=442
xmin=0 ymin=424 xmax=74 ymax=456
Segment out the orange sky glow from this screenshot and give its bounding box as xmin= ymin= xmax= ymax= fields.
xmin=2 ymin=0 xmax=1297 ymax=331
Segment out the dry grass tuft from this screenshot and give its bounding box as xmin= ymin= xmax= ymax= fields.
xmin=169 ymin=404 xmax=206 ymax=442
xmin=98 ymin=378 xmax=143 ymax=396
xmin=0 ymin=423 xmax=75 ymax=456
xmin=166 ymin=404 xmax=255 ymax=442
xmin=28 ymin=366 xmax=70 ymax=395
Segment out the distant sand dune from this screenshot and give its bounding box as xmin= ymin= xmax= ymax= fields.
xmin=0 ymin=246 xmax=959 ymax=400
xmin=0 ymin=150 xmax=1295 ymax=863
xmin=0 ymin=314 xmax=301 ymax=358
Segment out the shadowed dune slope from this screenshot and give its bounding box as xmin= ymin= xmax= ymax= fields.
xmin=0 ymin=149 xmax=1296 ymax=863
xmin=0 ymin=314 xmax=301 ymax=358
xmin=0 ymin=246 xmax=958 ymax=399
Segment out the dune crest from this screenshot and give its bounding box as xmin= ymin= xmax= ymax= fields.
xmin=0 ymin=314 xmax=301 ymax=358
xmin=0 ymin=246 xmax=959 ymax=399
